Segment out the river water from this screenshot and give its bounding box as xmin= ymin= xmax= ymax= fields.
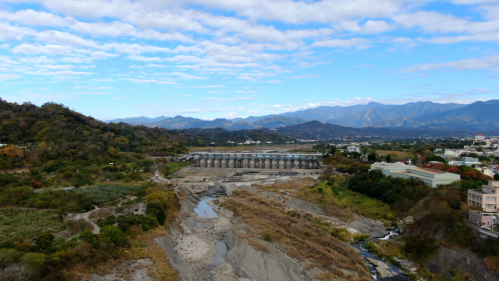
xmin=194 ymin=196 xmax=229 ymax=270
xmin=353 ymin=230 xmax=408 ymax=281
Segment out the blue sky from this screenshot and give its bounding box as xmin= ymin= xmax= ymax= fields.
xmin=0 ymin=0 xmax=498 ymax=121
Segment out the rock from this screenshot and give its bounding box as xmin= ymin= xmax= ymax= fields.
xmin=348 ymin=217 xmax=388 ymax=238
xmin=366 ymin=258 xmax=398 ymax=279
xmin=224 ymin=230 xmax=319 ymax=281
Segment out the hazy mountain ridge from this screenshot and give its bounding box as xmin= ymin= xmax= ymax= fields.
xmin=275 ymin=121 xmax=476 ymax=139
xmin=106 ymin=100 xmax=498 ymax=133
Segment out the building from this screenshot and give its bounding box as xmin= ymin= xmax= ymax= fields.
xmin=467 ymin=180 xmax=499 ymax=213
xmin=370 ymin=162 xmax=461 ymax=188
xmin=475 ymin=134 xmax=485 ymax=141
xmin=347 ymin=145 xmax=361 ymax=153
xmin=468 ymin=210 xmax=497 ymax=228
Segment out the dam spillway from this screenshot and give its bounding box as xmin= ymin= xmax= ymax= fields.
xmin=189 ymin=153 xmax=323 ymax=169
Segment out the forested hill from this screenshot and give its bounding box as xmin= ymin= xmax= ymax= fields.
xmin=0 ymin=99 xmax=189 ymax=167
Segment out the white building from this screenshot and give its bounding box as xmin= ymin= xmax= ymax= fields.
xmin=347 ymin=145 xmax=361 ymax=153
xmin=475 ymin=134 xmax=486 ymax=141
xmin=371 ymin=162 xmax=461 ymax=188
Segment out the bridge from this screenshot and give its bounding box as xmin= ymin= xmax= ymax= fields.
xmin=189 ymin=153 xmax=323 ymax=169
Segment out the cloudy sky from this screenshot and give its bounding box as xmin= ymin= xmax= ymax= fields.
xmin=0 ymin=0 xmax=498 ymax=120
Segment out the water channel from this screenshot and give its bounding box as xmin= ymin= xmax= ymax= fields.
xmin=194 ymin=195 xmax=229 ymax=274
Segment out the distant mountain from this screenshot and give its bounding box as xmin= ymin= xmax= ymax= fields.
xmin=281 ymin=102 xmax=390 ymax=121
xmin=106 ymin=100 xmax=498 ymax=134
xmin=276 ymin=121 xmax=473 ymax=139
xmin=107 ymin=115 xmax=170 ymax=125
xmin=328 ymin=101 xmax=465 ymax=128
xmin=415 ymin=100 xmax=499 ymax=133
xmin=146 ymin=115 xmax=308 ymax=130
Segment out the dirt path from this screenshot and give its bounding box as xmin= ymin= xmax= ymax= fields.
xmin=68 ymin=206 xmax=101 ymax=234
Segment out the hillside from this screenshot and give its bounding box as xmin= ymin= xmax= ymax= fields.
xmin=329 ymin=101 xmax=465 ymax=128
xmin=0 ymin=100 xmax=191 ymax=172
xmin=275 ymin=121 xmax=473 ymax=139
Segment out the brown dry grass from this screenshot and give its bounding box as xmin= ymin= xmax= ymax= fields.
xmin=375 ymin=150 xmax=409 ymax=157
xmin=222 ymin=190 xmax=370 ymax=280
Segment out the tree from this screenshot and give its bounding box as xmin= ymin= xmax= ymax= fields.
xmin=29 ymin=180 xmax=43 ymax=189
xmin=35 ymin=232 xmax=54 ymax=251
xmin=100 ymin=225 xmax=127 ymax=247
xmin=146 ymin=202 xmax=166 ymax=225
xmin=385 ymin=154 xmax=392 ymax=163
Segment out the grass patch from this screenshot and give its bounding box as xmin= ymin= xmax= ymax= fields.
xmin=161 ymin=161 xmax=188 ymax=177
xmin=255 ymin=175 xmax=394 ymax=222
xmin=0 ymin=209 xmax=66 ymax=242
xmin=74 ymin=184 xmax=140 ymax=204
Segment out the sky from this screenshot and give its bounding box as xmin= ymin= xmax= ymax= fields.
xmin=0 ymin=0 xmax=498 ymax=121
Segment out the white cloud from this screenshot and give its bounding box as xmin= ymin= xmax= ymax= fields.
xmin=265 ymin=80 xmax=281 ymax=83
xmin=335 ymin=20 xmax=394 ymax=33
xmin=399 ymin=55 xmax=499 ymax=73
xmin=236 ymin=90 xmax=257 ymax=93
xmin=192 ymin=85 xmax=225 ymax=88
xmin=36 ymin=30 xmax=97 ymax=47
xmin=393 ymin=11 xmax=499 ymax=34
xmin=13 ymin=44 xmax=73 ymax=55
xmin=0 ymin=23 xmax=36 ymax=41
xmin=311 ymin=38 xmax=370 ymax=48
xmin=290 ymin=74 xmax=321 ymax=79
xmin=0 ymin=9 xmax=69 ymax=26
xmin=422 ymin=33 xmax=499 ymax=44
xmin=168 ymin=72 xmax=206 ymax=80
xmin=0 ymin=73 xmax=22 ymax=81
xmin=34 ymin=64 xmax=74 ymax=70
xmin=126 ymin=78 xmax=179 ymax=85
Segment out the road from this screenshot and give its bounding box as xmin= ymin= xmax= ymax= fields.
xmin=466 ymin=221 xmax=499 ymax=238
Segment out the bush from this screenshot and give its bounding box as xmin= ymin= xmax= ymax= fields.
xmin=21 ymin=253 xmax=48 ymax=269
xmin=100 ymin=225 xmax=127 ymax=247
xmin=146 ymin=202 xmax=166 ymax=226
xmin=0 ymin=248 xmax=24 ymax=268
xmin=35 ymin=232 xmax=54 ymax=251
xmin=403 ymin=235 xmax=437 ymax=264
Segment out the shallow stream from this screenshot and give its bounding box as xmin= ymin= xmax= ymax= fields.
xmin=353 ymin=230 xmax=408 ymax=281
xmin=194 ymin=196 xmax=228 ymax=273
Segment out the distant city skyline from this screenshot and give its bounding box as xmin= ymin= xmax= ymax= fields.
xmin=0 ymin=0 xmax=498 ymax=120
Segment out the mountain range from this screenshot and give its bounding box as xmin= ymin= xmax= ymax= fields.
xmin=107 ymin=100 xmax=499 ymax=135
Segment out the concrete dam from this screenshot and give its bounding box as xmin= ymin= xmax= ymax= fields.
xmin=189 ymin=153 xmax=323 ymax=169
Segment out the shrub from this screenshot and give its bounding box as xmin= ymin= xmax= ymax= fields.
xmin=146 ymin=202 xmax=166 ymax=226
xmin=35 ymin=232 xmax=54 ymax=251
xmin=100 ymin=225 xmax=127 ymax=247
xmin=21 ymin=253 xmax=48 ymax=269
xmin=0 ymin=248 xmax=24 ymax=268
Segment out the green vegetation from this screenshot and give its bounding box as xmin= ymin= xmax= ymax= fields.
xmin=161 ymin=161 xmax=188 ymax=177
xmin=307 ymin=179 xmax=395 ymax=221
xmin=146 ymin=202 xmax=166 ymax=225
xmin=348 ymin=169 xmax=431 ymax=213
xmin=74 ymin=184 xmax=140 ymax=204
xmin=0 ymin=209 xmax=65 ymax=242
